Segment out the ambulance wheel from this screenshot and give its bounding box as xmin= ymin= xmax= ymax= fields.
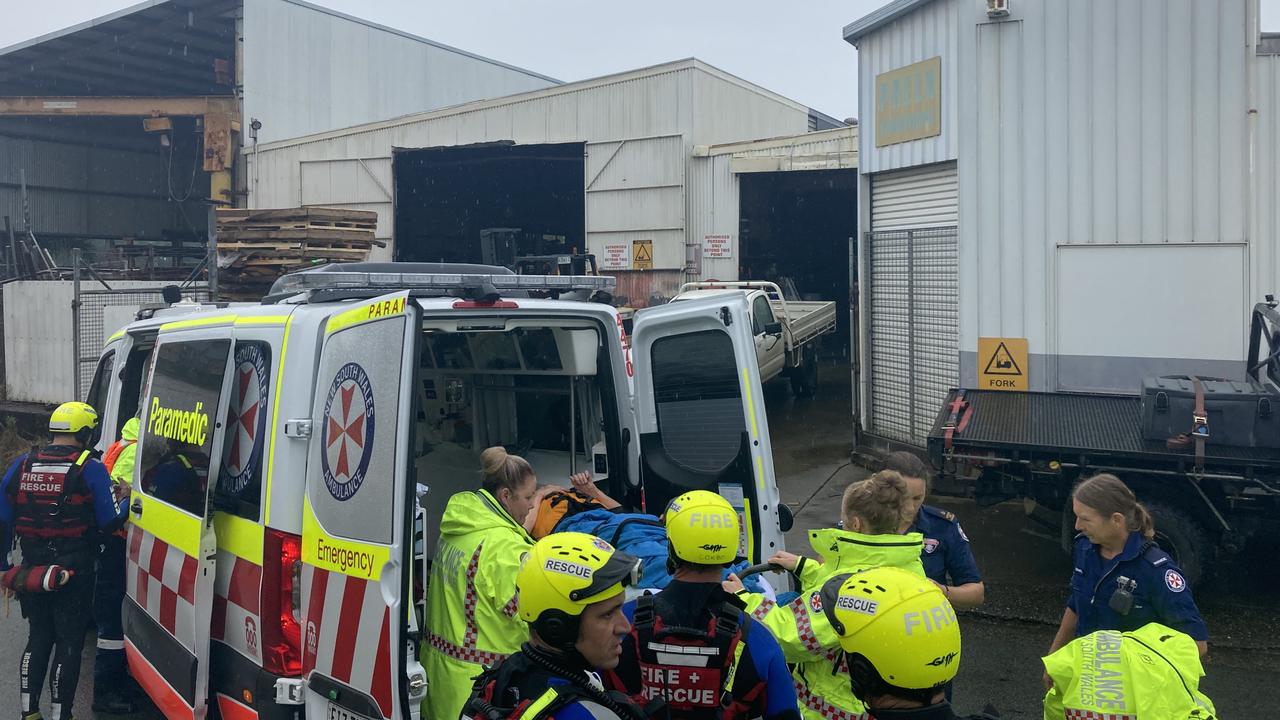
xmin=790 ymin=351 xmax=818 ymax=398
xmin=1145 ymin=501 xmax=1210 ymax=587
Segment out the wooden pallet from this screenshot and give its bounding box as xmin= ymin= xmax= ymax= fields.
xmin=216 ymin=207 xmax=377 ymax=225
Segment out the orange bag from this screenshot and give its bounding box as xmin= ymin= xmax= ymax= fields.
xmin=531 ymin=490 xmax=605 ymax=539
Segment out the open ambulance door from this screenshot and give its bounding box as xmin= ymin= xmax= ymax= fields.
xmin=630 ymin=294 xmax=787 ymax=565
xmin=125 ymin=325 xmax=236 ymax=720
xmin=300 ymin=291 xmax=424 ymax=720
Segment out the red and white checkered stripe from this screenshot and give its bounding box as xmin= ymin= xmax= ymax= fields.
xmin=794 ymin=679 xmax=869 ymax=720
xmin=1063 ymin=711 xmax=1137 ymax=720
xmin=210 ymin=549 xmax=263 ymax=662
xmin=751 ymin=598 xmax=777 ymax=622
xmin=786 ymin=596 xmax=826 ymax=656
xmin=126 ymin=525 xmax=199 ymax=651
xmin=301 ymin=563 xmax=394 ymax=718
xmin=425 ymin=542 xmax=514 ymax=667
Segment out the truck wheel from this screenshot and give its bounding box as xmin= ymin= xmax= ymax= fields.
xmin=1145 ymin=501 xmax=1210 ymax=587
xmin=790 ymin=351 xmax=818 ymax=398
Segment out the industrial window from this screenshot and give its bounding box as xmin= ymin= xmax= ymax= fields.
xmin=216 ymin=341 xmax=271 ymax=521
xmin=651 ymin=330 xmax=744 ymax=473
xmin=137 ymin=338 xmax=230 ymax=517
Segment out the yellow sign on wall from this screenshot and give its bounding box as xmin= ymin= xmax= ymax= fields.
xmin=875 ymin=56 xmax=942 ymax=147
xmin=632 ymin=239 xmax=653 ymax=270
xmin=977 ymin=337 xmax=1028 ymax=391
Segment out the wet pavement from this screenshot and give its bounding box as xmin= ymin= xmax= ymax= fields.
xmin=765 ymin=359 xmax=1278 ymax=717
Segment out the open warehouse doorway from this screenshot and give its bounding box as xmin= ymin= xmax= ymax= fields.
xmin=392 ymin=142 xmax=586 ymax=266
xmin=738 ymin=169 xmax=857 ymax=358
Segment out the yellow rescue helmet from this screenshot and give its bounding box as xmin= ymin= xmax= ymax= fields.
xmin=48 ymin=401 xmax=99 ymax=436
xmin=825 ymin=566 xmax=961 ymax=693
xmin=664 ymin=490 xmax=740 ymax=566
xmin=517 ymin=531 xmax=640 ymax=625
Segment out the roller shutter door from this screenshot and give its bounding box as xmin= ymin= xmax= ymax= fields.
xmin=867 ymin=163 xmax=959 ymax=444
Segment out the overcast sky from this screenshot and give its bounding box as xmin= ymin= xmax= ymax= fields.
xmin=4 ymin=1 xmax=1279 ymax=120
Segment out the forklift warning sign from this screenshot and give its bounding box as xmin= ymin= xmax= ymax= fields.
xmin=978 ymin=337 xmax=1028 ymax=391
xmin=632 ymin=239 xmax=654 ymax=270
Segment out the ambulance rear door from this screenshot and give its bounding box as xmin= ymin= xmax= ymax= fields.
xmin=630 ymin=293 xmax=787 ymax=564
xmin=125 ymin=320 xmax=237 ymax=720
xmin=300 ymin=291 xmax=423 ymax=720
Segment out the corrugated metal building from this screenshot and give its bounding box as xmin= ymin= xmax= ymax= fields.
xmin=0 ymin=0 xmax=555 ymax=265
xmin=844 ymin=0 xmax=1276 ymax=445
xmin=247 ymin=59 xmax=848 ymax=304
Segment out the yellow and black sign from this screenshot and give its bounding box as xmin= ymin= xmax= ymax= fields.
xmin=632 ymin=239 xmax=653 ymax=270
xmin=875 ymin=56 xmax=942 ymax=147
xmin=977 ymin=337 xmax=1028 ymax=391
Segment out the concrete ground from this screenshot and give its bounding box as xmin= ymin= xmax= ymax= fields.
xmin=766 ymin=360 xmax=1277 ymax=718
xmin=2 ymin=359 xmax=1273 ymax=717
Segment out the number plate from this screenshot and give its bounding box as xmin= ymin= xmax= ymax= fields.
xmin=328 ymin=702 xmax=376 ymax=720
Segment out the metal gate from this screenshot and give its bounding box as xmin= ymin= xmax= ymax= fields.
xmin=866 ymin=227 xmax=959 ymax=444
xmin=72 ymin=250 xmax=211 ymax=399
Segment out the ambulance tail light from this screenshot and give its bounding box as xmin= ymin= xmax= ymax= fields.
xmin=262 ymin=528 xmax=303 ymax=677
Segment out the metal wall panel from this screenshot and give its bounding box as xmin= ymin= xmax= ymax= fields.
xmin=241 ymin=0 xmax=557 ymax=144
xmin=1255 ymin=54 xmax=1280 ymax=299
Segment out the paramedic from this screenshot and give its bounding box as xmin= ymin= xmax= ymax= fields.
xmin=885 ymin=452 xmax=985 ymax=610
xmin=462 ymin=532 xmax=648 ymax=720
xmin=0 ymin=402 xmax=128 ymax=720
xmin=1045 ymin=474 xmax=1208 ymax=687
xmin=422 ymin=446 xmax=539 ymax=720
xmin=608 ymin=490 xmax=799 ymax=720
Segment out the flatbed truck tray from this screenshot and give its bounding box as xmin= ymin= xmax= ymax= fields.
xmin=927 ymin=388 xmax=1280 ymax=469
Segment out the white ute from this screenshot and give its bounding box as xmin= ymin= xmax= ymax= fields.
xmin=672 ymin=281 xmax=836 ymax=396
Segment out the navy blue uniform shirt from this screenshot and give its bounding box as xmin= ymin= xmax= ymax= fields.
xmin=908 ymin=505 xmax=982 ymax=586
xmin=1068 ymin=531 xmax=1208 ymax=641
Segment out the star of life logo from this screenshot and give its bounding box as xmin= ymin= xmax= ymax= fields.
xmin=320 ymin=362 xmax=375 ymax=501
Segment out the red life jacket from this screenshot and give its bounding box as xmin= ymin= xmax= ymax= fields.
xmin=8 ymin=445 xmax=95 ymax=541
xmin=630 ymin=595 xmax=756 ymax=719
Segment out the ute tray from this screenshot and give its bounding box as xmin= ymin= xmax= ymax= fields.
xmin=927 ymin=389 xmax=1280 ymax=468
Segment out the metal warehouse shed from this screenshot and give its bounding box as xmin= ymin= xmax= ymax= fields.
xmin=0 ymin=0 xmax=556 ymax=270
xmin=844 ymin=0 xmax=1280 ymax=446
xmin=247 ymin=58 xmax=846 ymax=304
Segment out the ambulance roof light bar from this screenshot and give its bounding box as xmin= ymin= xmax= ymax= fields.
xmin=267 ymin=269 xmax=616 ymax=303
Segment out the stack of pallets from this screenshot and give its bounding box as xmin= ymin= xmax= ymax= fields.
xmin=215 ymin=207 xmax=383 ymax=300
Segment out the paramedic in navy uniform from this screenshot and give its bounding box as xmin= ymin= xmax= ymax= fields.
xmin=884 ymin=452 xmax=985 ymax=609
xmin=1046 ymin=474 xmax=1208 ymax=686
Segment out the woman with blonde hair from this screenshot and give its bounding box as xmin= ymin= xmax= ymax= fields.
xmin=421 ymin=447 xmax=541 ymax=720
xmin=725 ymin=470 xmax=926 ymax=720
xmin=1045 ymin=473 xmax=1208 ymax=689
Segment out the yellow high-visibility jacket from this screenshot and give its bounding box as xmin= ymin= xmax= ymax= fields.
xmin=738 ymin=528 xmax=925 ymax=720
xmin=421 ymin=489 xmax=535 ymax=720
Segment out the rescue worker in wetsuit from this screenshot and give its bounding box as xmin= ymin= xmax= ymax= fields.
xmin=1042 ymin=623 xmax=1216 ymax=720
xmin=883 ymin=452 xmax=985 ymax=609
xmin=730 ymin=471 xmax=926 ymax=720
xmin=93 ymin=415 xmax=142 ymax=714
xmin=422 ymin=447 xmax=539 ymax=720
xmin=825 ymin=566 xmax=1000 ymax=720
xmin=1046 ymin=474 xmax=1208 ymax=690
xmin=462 ymin=532 xmax=647 ymax=720
xmin=607 ymin=490 xmax=799 ymax=720
xmin=0 ymin=402 xmax=129 ymax=720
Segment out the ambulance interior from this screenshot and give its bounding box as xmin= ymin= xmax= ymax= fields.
xmin=410 ymin=318 xmax=619 ymax=620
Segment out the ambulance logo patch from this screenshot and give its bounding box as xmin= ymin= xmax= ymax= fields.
xmin=1164 ymin=569 xmax=1186 ymax=593
xmin=923 ymin=538 xmax=939 ymax=554
xmin=220 ymin=343 xmax=269 ymax=495
xmin=321 ymin=362 xmax=375 ymax=501
xmin=808 ymin=592 xmax=823 ymax=612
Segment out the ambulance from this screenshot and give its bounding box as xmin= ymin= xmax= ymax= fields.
xmin=86 ymin=263 xmax=792 ymax=720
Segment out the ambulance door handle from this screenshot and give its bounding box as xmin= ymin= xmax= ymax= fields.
xmin=130 ymin=499 xmax=143 ymax=516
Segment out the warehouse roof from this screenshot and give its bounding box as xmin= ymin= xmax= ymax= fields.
xmin=843 ymin=0 xmax=938 ymax=44
xmin=0 ymin=0 xmax=556 ymax=97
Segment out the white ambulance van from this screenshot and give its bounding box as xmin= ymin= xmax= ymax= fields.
xmin=87 ymin=263 xmax=791 ymax=720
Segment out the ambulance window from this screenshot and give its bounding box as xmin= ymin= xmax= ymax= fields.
xmin=650 ymin=330 xmax=745 ymax=473
xmin=117 ymin=344 xmax=154 ymax=430
xmin=215 ymin=341 xmax=271 ymax=520
xmin=86 ymin=351 xmax=115 ymax=446
xmin=137 ymin=338 xmax=231 ymax=516
xmin=517 ymin=328 xmax=562 ymax=370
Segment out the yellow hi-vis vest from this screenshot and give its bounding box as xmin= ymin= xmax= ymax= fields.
xmin=737 ymin=528 xmax=926 ymax=720
xmin=421 ymin=489 xmax=534 ymax=720
xmin=1042 ymin=623 xmax=1217 ymax=720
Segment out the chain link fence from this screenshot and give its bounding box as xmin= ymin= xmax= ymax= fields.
xmin=866 ymin=226 xmax=959 ymax=445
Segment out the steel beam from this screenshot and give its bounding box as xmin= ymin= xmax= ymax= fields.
xmin=0 ymin=96 xmax=237 ymax=117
